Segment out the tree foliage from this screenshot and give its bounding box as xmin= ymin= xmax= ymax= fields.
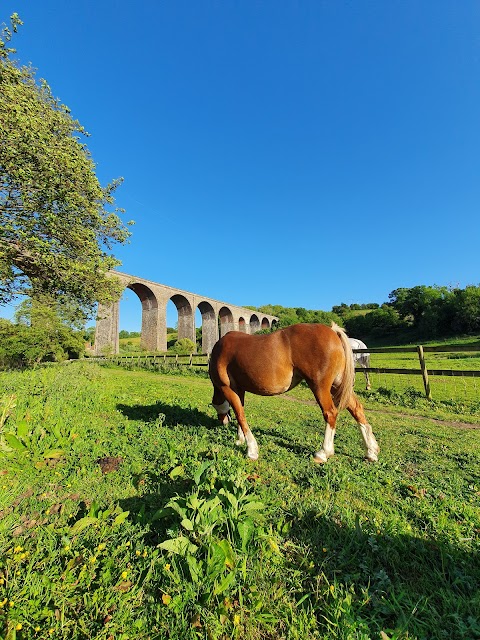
xmin=253 ymin=304 xmax=342 ymax=330
xmin=344 ymin=284 xmax=480 ymax=342
xmin=0 ymin=14 xmax=130 ymax=313
xmin=0 ymin=294 xmax=86 ymax=367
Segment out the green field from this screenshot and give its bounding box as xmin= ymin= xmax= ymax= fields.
xmin=1 ymin=363 xmax=479 ymax=639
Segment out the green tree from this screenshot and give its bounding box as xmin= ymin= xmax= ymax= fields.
xmin=0 ymin=294 xmax=85 ymax=367
xmin=451 ymin=285 xmax=480 ymax=333
xmin=388 ymin=286 xmax=450 ymax=327
xmin=0 ymin=14 xmax=131 ymax=313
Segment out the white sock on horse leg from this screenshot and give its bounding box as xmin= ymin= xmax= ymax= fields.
xmin=314 ymin=424 xmax=335 ymax=463
xmin=236 ymin=424 xmax=246 ymax=446
xmin=245 ymin=430 xmax=258 ymax=460
xmin=357 ymin=423 xmax=379 ymax=461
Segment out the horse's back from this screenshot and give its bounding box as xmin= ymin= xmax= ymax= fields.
xmin=209 ymin=324 xmax=346 ymax=394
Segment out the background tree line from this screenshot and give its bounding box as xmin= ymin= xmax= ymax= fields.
xmin=255 ymin=284 xmax=480 ymax=344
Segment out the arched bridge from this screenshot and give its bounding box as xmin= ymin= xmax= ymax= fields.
xmin=94 ymin=271 xmax=278 ymax=355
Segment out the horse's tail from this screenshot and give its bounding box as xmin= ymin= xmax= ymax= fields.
xmin=331 ymin=322 xmax=355 ymax=410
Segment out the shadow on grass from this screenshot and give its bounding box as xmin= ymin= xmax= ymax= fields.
xmin=288 ymin=510 xmax=480 ymax=639
xmin=117 ymin=400 xmax=321 ymax=459
xmin=117 ymin=401 xmax=218 ymax=429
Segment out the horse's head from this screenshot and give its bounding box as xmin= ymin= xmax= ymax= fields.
xmin=211 ymin=399 xmax=231 ymax=425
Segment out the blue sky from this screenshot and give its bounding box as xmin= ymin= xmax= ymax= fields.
xmin=2 ymin=1 xmax=479 ymax=330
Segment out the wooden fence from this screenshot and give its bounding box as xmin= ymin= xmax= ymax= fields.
xmin=352 ymin=345 xmax=480 ymax=399
xmin=87 ymin=344 xmax=480 ymax=400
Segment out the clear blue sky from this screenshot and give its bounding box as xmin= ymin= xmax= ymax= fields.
xmin=2 ymin=1 xmax=479 ymax=330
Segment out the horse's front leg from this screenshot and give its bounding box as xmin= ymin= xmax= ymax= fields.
xmin=221 ymin=386 xmax=258 ymax=460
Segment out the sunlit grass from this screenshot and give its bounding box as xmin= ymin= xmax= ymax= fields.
xmin=0 ymin=364 xmax=479 ymax=639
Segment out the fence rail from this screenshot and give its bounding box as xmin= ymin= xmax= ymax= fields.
xmin=87 ymin=344 xmax=480 ymax=399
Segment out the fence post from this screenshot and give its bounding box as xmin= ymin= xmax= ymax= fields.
xmin=417 ymin=345 xmax=432 ymax=400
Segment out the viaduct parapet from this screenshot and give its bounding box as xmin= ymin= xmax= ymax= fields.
xmin=94 ymin=271 xmax=279 ymax=355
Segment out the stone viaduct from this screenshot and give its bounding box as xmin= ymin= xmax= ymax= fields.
xmin=94 ymin=271 xmax=278 ymax=355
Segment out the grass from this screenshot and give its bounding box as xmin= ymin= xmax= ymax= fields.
xmin=0 ymin=363 xmax=479 ymax=639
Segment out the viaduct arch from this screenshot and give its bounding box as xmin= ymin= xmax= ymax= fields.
xmin=94 ymin=271 xmax=278 ymax=355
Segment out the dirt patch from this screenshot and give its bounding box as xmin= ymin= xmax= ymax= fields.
xmin=96 ymin=456 xmax=123 ymax=473
xmin=279 ymin=393 xmax=480 ymax=430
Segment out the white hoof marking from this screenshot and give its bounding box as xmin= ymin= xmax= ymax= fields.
xmin=313 ymin=450 xmax=329 ymax=464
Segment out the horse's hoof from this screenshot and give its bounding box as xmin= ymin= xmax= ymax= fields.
xmin=247 ymin=452 xmax=259 ymax=461
xmin=313 ymin=452 xmax=329 ymax=464
xmin=365 ymin=454 xmax=378 ymax=463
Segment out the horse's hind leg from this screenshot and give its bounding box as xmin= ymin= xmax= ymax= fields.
xmin=364 ymin=355 xmax=372 ymax=390
xmin=234 ymin=390 xmax=247 ymax=446
xmin=346 ymin=393 xmax=379 ymax=462
xmin=221 ymin=386 xmax=259 ymax=460
xmin=365 ymin=370 xmax=371 ymax=390
xmin=309 ymin=385 xmax=339 ymax=464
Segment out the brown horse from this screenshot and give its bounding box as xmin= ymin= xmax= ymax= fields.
xmin=209 ymin=322 xmax=379 ymax=463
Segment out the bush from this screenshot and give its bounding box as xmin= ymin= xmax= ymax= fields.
xmin=171 ymin=338 xmax=197 ymax=354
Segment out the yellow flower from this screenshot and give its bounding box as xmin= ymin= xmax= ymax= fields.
xmin=136 ymin=550 xmax=141 ymax=556
xmin=125 ymin=541 xmax=131 ymax=547
xmin=97 ymin=543 xmax=106 ymax=551
xmin=162 ymin=593 xmax=171 ymax=605
xmin=121 ymin=571 xmax=128 ymax=579
xmin=16 ymin=623 xmax=22 ymax=631
xmin=90 ymin=556 xmax=97 ymax=564
xmin=330 ymin=585 xmax=335 ymax=594
xmin=233 ymin=613 xmax=240 ymax=626
xmin=9 ymin=600 xmax=15 ymax=607
xmin=165 ymin=564 xmax=171 ymax=571
xmin=322 ymin=547 xmax=327 ymax=553
xmin=35 ymin=626 xmax=41 ymax=632
xmin=14 ymin=546 xmax=23 ymax=553
xmin=142 ymin=550 xmax=147 ymax=557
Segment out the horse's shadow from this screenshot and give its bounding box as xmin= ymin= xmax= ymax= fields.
xmin=252 ymin=425 xmax=316 ymax=458
xmin=116 ymin=401 xmax=317 ymax=458
xmin=117 ymin=400 xmax=218 ymax=429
